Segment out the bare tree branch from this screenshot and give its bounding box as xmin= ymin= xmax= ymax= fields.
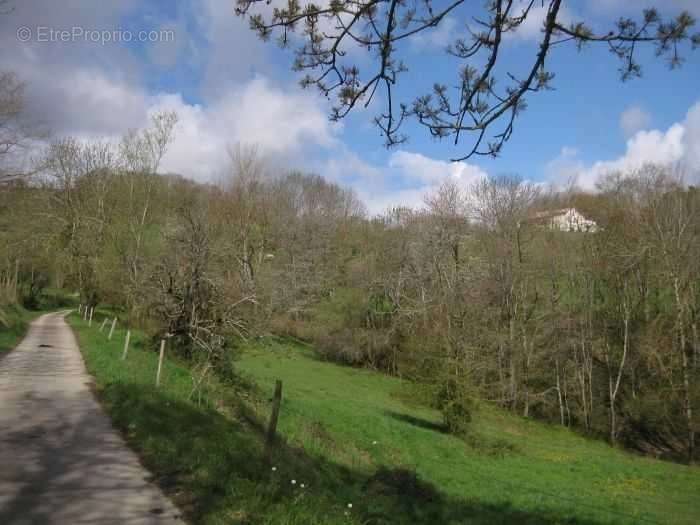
xmin=235 ymin=1 xmax=699 ymax=159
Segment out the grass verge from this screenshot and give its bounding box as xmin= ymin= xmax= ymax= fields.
xmin=68 ymin=313 xmax=700 ymax=525
xmin=0 ymin=303 xmax=52 ymax=355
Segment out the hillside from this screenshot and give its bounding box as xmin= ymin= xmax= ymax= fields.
xmin=68 ymin=312 xmax=699 ymax=525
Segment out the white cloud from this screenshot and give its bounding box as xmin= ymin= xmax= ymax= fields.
xmin=156 ymin=76 xmax=336 ymax=181
xmin=620 ymin=106 xmax=652 ymax=138
xmin=388 ymin=151 xmax=487 ymax=185
xmin=194 ymin=0 xmax=272 ymax=99
xmin=0 ymin=0 xmax=337 ymax=182
xmin=147 ymin=21 xmax=187 ymax=68
xmin=547 ymin=101 xmax=700 ymax=189
xmin=545 ymin=146 xmax=586 ymax=187
xmin=680 ymin=102 xmax=700 ymax=172
xmin=410 ymin=17 xmax=459 ymax=50
xmin=581 ymin=125 xmax=685 ymax=188
xmin=322 ymin=149 xmax=488 ymax=214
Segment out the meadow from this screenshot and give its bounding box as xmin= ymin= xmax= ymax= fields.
xmin=67 ymin=311 xmax=700 ymax=525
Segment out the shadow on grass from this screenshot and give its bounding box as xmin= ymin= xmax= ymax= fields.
xmin=90 ymin=381 xmax=605 ymax=525
xmin=384 ymin=410 xmax=448 ymax=434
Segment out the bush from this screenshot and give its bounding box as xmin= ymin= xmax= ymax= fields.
xmin=317 ymin=328 xmax=364 ymax=365
xmin=434 ymin=377 xmax=477 ymax=437
xmin=441 ymin=399 xmax=472 ymax=436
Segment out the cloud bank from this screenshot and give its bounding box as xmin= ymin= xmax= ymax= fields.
xmin=548 ymin=102 xmax=700 ymax=189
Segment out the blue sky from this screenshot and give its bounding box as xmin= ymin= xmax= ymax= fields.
xmin=2 ymin=0 xmax=699 ymax=212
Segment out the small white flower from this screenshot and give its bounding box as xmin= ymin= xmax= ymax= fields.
xmin=347 ymin=503 xmax=353 ymax=509
xmin=300 ymin=483 xmax=305 ymax=489
xmin=291 ymin=479 xmax=297 ymax=485
xmin=372 ymin=440 xmax=378 ymax=445
xmin=271 ymin=466 xmax=277 ymax=471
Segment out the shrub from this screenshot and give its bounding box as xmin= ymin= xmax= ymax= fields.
xmin=441 ymin=399 xmax=472 ymax=436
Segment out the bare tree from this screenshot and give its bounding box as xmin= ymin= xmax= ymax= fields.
xmin=116 ymin=111 xmax=178 ymax=320
xmin=638 ymin=165 xmax=698 ymax=461
xmin=0 ymin=72 xmax=43 ymax=183
xmin=40 ymin=137 xmax=119 ymax=303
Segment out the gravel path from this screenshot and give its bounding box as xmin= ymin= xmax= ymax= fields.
xmin=0 ymin=312 xmax=183 ymax=524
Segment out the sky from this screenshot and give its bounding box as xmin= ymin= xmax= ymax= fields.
xmin=1 ymin=0 xmax=699 ymax=213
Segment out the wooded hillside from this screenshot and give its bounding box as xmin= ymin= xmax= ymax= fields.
xmin=1 ymin=113 xmax=697 ymax=462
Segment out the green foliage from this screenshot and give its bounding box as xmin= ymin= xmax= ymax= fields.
xmin=441 ymin=399 xmax=473 ymax=436
xmin=312 ymin=288 xmax=397 ymax=369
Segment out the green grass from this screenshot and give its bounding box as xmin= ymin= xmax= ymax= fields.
xmin=238 ymin=340 xmax=699 ymax=525
xmin=1 ymin=289 xmax=78 ymax=354
xmin=0 ymin=303 xmax=50 ymax=354
xmin=67 ymin=313 xmax=700 ymax=525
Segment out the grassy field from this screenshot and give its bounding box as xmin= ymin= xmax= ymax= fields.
xmin=67 ymin=312 xmax=700 ymax=525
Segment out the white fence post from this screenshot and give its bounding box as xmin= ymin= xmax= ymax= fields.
xmin=156 ymin=340 xmax=166 ymax=388
xmin=108 ymin=318 xmax=117 ymax=340
xmin=121 ymin=330 xmax=131 ymax=360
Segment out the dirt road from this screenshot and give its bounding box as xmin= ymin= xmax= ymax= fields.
xmin=0 ymin=312 xmax=182 ymax=524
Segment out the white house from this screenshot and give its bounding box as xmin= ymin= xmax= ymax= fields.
xmin=532 ymin=208 xmax=598 ymax=233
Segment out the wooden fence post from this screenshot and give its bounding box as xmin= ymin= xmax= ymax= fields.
xmin=156 ymin=339 xmax=166 ymax=387
xmin=88 ymin=307 xmax=94 ymax=327
xmin=264 ymin=380 xmax=283 ymax=461
xmin=83 ymin=306 xmax=88 ymax=321
xmin=108 ymin=318 xmax=117 ymax=340
xmin=99 ymin=318 xmax=108 ymax=332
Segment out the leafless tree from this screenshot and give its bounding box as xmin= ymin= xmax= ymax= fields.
xmin=0 ymin=72 xmax=44 ymax=183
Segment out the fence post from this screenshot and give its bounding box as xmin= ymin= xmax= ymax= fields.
xmin=99 ymin=318 xmax=108 ymax=332
xmin=264 ymin=380 xmax=283 ymax=461
xmin=121 ymin=330 xmax=131 ymax=361
xmin=88 ymin=307 xmax=94 ymax=327
xmin=13 ymin=259 xmax=18 ymax=299
xmin=156 ymin=339 xmax=166 ymax=388
xmin=78 ymin=304 xmax=82 ymax=316
xmin=108 ymin=318 xmax=117 ymax=340
xmin=83 ymin=305 xmax=88 ymax=321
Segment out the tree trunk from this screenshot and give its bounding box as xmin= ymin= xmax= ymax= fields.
xmin=608 ymin=300 xmax=630 ymax=445
xmin=674 ymin=278 xmax=694 ymax=462
xmin=556 ymin=357 xmax=565 ymax=426
xmin=509 ymin=316 xmax=517 ymax=411
xmin=692 ymin=321 xmax=698 ymax=370
xmin=522 ymin=330 xmax=530 ymax=418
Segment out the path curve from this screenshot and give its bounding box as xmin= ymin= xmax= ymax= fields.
xmin=0 ymin=312 xmax=182 ymax=524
